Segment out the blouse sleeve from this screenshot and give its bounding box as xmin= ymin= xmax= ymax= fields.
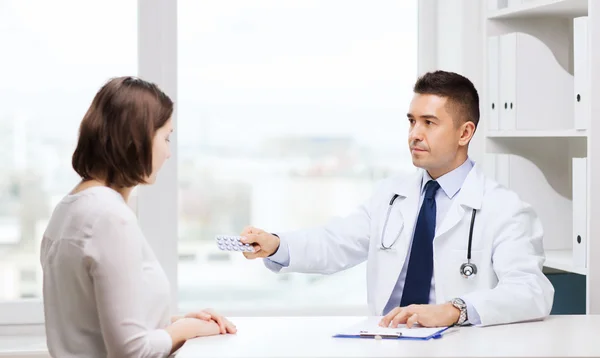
xmin=88 ymin=212 xmax=172 ymax=358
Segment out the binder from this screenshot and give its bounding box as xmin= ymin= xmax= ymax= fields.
xmin=499 ymin=34 xmax=516 ymax=130
xmin=483 ymin=153 xmax=497 ymax=180
xmin=572 ymin=157 xmax=587 ymax=268
xmin=495 ymin=154 xmax=510 ymax=188
xmin=498 ymin=32 xmax=573 ymax=130
xmin=508 ymin=0 xmax=522 ymax=7
xmin=489 ymin=0 xmax=508 ymax=11
xmin=488 ymin=36 xmax=500 ymax=130
xmin=574 ymin=16 xmax=589 ymax=130
xmin=333 ymin=317 xmax=451 ymax=340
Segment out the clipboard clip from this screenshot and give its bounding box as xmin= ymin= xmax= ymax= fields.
xmin=359 ymin=330 xmax=402 ymax=339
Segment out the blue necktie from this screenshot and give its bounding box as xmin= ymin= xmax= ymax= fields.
xmin=400 ymin=180 xmax=440 ymax=306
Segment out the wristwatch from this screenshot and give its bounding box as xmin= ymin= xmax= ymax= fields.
xmin=450 ymin=298 xmax=468 ymax=325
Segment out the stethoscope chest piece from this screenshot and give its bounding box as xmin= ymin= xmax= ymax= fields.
xmin=460 ymin=262 xmax=477 ymax=278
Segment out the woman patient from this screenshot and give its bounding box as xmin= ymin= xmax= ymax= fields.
xmin=41 ymin=76 xmax=235 ymax=357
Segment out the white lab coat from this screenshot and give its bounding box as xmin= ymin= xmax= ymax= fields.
xmin=269 ymin=164 xmax=554 ymax=326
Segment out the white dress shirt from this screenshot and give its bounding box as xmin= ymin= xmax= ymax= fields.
xmin=41 ymin=186 xmax=173 ymax=358
xmin=380 ymin=158 xmax=480 ymax=323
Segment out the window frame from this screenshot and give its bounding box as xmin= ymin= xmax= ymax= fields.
xmin=0 ymin=0 xmax=176 ymax=327
xmin=0 ymin=0 xmax=430 ymax=328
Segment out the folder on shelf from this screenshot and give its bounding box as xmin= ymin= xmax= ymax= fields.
xmin=495 ymin=154 xmax=510 ymax=188
xmin=488 ymin=36 xmax=500 ymax=130
xmin=498 ymin=33 xmax=517 ymax=130
xmin=483 ymin=153 xmax=497 ymax=180
xmin=574 ymin=16 xmax=589 ymax=130
xmin=572 ymin=157 xmax=587 ymax=268
xmin=332 ymin=317 xmax=451 ymax=340
xmin=497 ymin=31 xmax=573 ymax=130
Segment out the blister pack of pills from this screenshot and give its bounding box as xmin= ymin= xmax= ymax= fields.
xmin=215 ymin=235 xmax=254 ymax=252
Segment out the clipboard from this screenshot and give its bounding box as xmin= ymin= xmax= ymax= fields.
xmin=332 ymin=317 xmax=452 ymax=340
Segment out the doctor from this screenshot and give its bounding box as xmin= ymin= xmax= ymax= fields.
xmin=241 ymin=70 xmax=554 ymax=328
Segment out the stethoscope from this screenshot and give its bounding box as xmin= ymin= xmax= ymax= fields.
xmin=380 ymin=194 xmax=478 ymax=279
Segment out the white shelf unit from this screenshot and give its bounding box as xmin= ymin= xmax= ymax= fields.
xmin=487 ymin=130 xmax=587 ymax=138
xmin=489 ymin=0 xmax=588 ymax=19
xmin=483 ymin=0 xmax=600 ymax=313
xmin=545 ymin=249 xmax=587 ymax=275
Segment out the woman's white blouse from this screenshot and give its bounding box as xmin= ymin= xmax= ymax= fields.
xmin=41 ymin=186 xmax=173 ymax=357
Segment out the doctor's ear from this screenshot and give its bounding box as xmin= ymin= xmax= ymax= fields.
xmin=457 ymin=120 xmax=476 ymax=147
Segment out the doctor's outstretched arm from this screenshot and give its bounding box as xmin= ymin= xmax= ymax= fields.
xmin=240 ymin=196 xmax=375 ymax=275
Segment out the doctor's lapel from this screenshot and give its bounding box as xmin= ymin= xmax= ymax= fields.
xmin=376 ymin=170 xmax=423 ymax=312
xmin=435 ymin=165 xmax=484 ymax=240
xmin=395 ymin=177 xmax=422 ymax=255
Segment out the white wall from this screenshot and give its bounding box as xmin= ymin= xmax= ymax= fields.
xmin=418 ymin=0 xmax=485 ymax=165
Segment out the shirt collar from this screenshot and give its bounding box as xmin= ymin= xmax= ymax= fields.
xmin=421 ymin=157 xmax=475 ymax=199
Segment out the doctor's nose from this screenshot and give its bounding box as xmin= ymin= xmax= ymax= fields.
xmin=409 ymin=125 xmax=425 ymax=142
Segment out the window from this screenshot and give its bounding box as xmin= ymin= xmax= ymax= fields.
xmin=0 ymin=0 xmax=419 ymax=324
xmin=177 ymin=0 xmax=417 ymax=313
xmin=0 ymin=0 xmax=136 ymax=305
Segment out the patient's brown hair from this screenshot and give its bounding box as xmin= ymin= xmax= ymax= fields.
xmin=72 ymin=76 xmax=173 ymax=188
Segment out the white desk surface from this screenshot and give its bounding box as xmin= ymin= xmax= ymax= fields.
xmin=0 ymin=315 xmax=599 ymax=358
xmin=177 ymin=315 xmax=600 ymax=358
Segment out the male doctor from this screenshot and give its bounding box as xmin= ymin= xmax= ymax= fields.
xmin=241 ymin=70 xmax=554 ymax=328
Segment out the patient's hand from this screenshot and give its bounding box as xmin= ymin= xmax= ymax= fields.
xmin=168 ymin=317 xmax=221 ymax=339
xmin=185 ymin=308 xmax=237 ymax=334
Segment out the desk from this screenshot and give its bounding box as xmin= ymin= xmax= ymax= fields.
xmin=177 ymin=315 xmax=600 ymax=358
xmin=0 ymin=315 xmax=598 ymax=358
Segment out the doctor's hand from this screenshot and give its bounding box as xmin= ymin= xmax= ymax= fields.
xmin=379 ymin=303 xmax=460 ymax=328
xmin=239 ymin=226 xmax=280 ymax=259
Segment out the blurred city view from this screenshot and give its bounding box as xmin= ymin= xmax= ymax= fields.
xmin=0 ymin=0 xmax=417 ymax=313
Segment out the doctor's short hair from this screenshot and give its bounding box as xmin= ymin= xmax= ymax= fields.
xmin=413 ymin=70 xmax=480 ymax=128
xmin=72 ymin=76 xmax=173 ymax=188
